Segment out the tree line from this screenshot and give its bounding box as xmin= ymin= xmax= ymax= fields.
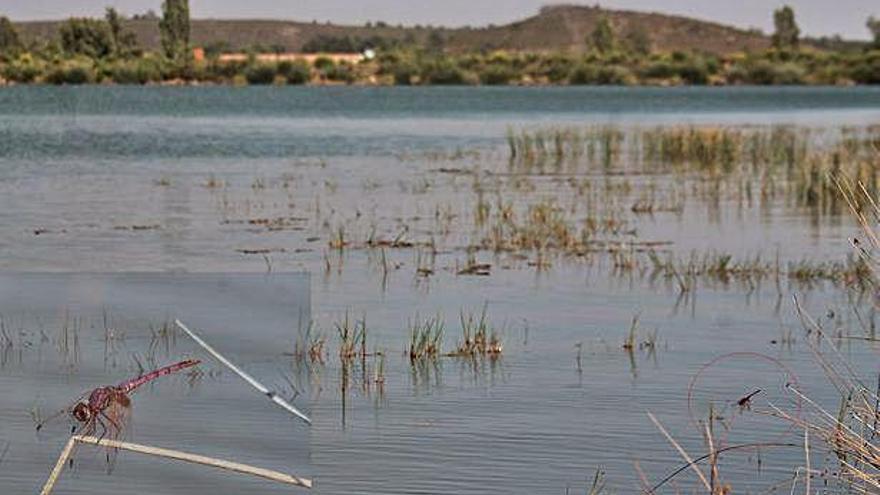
xmin=0 ymin=3 xmax=878 ymax=85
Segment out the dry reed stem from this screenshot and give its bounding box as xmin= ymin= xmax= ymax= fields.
xmin=175 ymin=319 xmax=311 ymax=425
xmin=39 ymin=436 xmax=77 ymax=495
xmin=39 ymin=435 xmax=311 ymax=494
xmin=647 ymin=411 xmax=712 ymax=492
xmin=703 ymin=421 xmax=718 ymax=494
xmin=803 ymin=428 xmax=810 ymax=495
xmin=836 ymin=177 xmax=880 ymax=251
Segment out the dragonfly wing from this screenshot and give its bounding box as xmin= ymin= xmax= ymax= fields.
xmin=35 ymin=406 xmax=86 ymax=439
xmin=101 ymin=391 xmax=132 ymax=473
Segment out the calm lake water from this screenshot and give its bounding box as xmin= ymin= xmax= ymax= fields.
xmin=1 ymin=86 xmax=879 ymax=494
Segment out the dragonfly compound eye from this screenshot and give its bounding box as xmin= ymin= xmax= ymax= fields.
xmin=72 ymin=403 xmax=92 ymax=422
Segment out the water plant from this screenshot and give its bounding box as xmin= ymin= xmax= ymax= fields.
xmin=294 ymin=321 xmax=326 ymax=364
xmin=407 ymin=314 xmax=443 ymax=361
xmin=336 ymin=313 xmax=366 ymax=361
xmin=451 ymin=305 xmax=502 ymax=357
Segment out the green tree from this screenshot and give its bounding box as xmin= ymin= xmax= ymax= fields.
xmin=160 ymin=0 xmax=190 ymax=61
xmin=59 ymin=18 xmax=114 ymax=58
xmin=104 ymin=7 xmax=137 ymax=56
xmin=0 ymin=16 xmax=21 ymax=53
xmin=105 ymin=7 xmax=122 ymax=49
xmin=104 ymin=7 xmax=138 ymax=56
xmin=772 ymin=5 xmax=800 ymax=50
xmin=868 ymin=16 xmax=880 ymax=49
xmin=590 ymin=15 xmax=616 ymax=54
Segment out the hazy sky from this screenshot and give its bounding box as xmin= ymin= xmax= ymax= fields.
xmin=3 ymin=0 xmax=877 ymax=40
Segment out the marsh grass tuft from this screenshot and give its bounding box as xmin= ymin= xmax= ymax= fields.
xmin=336 ymin=313 xmax=367 ymax=361
xmin=451 ymin=305 xmax=503 ymax=357
xmin=294 ymin=321 xmax=326 ymax=364
xmin=407 ymin=314 xmax=443 ymax=361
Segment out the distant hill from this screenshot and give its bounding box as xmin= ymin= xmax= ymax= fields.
xmin=13 ymin=4 xmax=826 ymax=55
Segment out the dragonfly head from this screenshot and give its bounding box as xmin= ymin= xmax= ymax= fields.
xmin=71 ymin=402 xmax=92 ymax=423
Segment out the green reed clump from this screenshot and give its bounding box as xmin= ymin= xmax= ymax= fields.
xmin=641 ymin=126 xmax=753 ymax=172
xmin=684 ymin=251 xmax=776 ymax=284
xmin=787 ymin=255 xmax=873 ymax=287
xmin=482 ymin=201 xmax=574 ymax=252
xmin=790 ymin=150 xmax=878 ymax=212
xmin=294 ymin=321 xmax=326 ymax=363
xmin=649 ymin=248 xmax=873 ymax=289
xmin=621 ymin=313 xmax=639 ymax=350
xmin=407 ymin=314 xmax=443 ymax=361
xmin=506 ymin=126 xmax=621 ymax=169
xmin=451 ymin=306 xmax=502 ymax=357
xmin=336 ymin=313 xmax=366 ymax=360
xmin=479 ymin=198 xmax=630 ymax=257
xmin=507 ymin=124 xmax=879 ymax=224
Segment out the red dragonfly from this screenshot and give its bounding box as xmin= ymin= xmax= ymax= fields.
xmin=36 ymin=359 xmax=200 ymax=465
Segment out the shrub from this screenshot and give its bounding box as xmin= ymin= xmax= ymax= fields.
xmin=421 ymin=60 xmax=466 ymax=84
xmin=642 ymin=56 xmax=709 ymax=84
xmin=179 ymin=61 xmax=210 ymax=82
xmin=391 ymin=63 xmax=415 ymax=85
xmin=569 ymin=63 xmax=599 ymax=84
xmin=45 ymin=59 xmax=96 ymax=84
xmin=209 ymin=60 xmax=246 ymax=80
xmin=2 ymin=54 xmax=43 ymax=83
xmin=595 ymin=65 xmax=634 ymax=85
xmin=744 ymin=60 xmax=778 ymax=85
xmin=277 ymin=60 xmax=311 ymax=84
xmin=456 ymin=54 xmax=481 ymax=70
xmin=244 ymin=63 xmax=277 ymax=84
xmin=570 ymin=63 xmax=632 ymax=85
xmin=107 ymin=58 xmax=163 ymax=84
xmin=850 ymin=58 xmax=880 ymax=84
xmin=746 ymin=60 xmax=805 ymax=85
xmin=312 ymin=56 xmax=335 ymax=71
xmin=676 ymin=59 xmax=709 ymax=85
xmin=479 ymin=63 xmax=517 ymax=85
xmin=231 ymin=74 xmax=247 ymax=86
xmin=536 ymin=55 xmax=572 ymax=83
xmin=377 ymin=53 xmax=417 ymax=84
xmin=641 ymin=60 xmax=676 ymax=79
xmin=771 ymin=62 xmax=807 ymax=84
xmin=325 ymin=62 xmax=355 ymax=83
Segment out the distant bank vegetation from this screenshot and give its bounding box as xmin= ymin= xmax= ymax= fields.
xmin=0 ymin=3 xmax=879 ymax=86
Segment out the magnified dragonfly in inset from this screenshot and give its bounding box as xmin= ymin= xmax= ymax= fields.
xmin=35 ymin=359 xmax=201 ymax=469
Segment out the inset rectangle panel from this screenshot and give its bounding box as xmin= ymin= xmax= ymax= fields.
xmin=0 ymin=273 xmax=311 ymax=494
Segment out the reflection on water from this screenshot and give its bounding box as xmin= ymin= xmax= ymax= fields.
xmin=0 ymin=86 xmax=877 ymax=494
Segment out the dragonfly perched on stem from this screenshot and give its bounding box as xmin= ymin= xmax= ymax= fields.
xmin=36 ymin=359 xmax=200 ymax=468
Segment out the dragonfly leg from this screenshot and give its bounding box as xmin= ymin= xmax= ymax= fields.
xmin=95 ymin=416 xmax=108 ymax=443
xmin=98 ymin=410 xmax=126 ymax=468
xmin=93 ymin=416 xmax=115 ymax=467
